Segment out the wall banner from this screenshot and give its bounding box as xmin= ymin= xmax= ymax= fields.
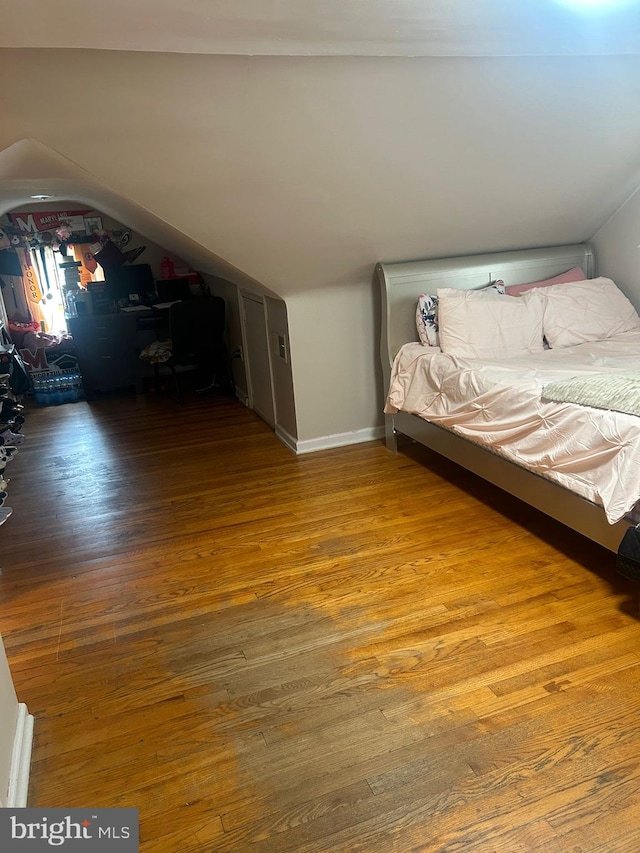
xmin=16 ymin=247 xmax=43 ymax=303
xmin=11 ymin=209 xmax=91 ymax=234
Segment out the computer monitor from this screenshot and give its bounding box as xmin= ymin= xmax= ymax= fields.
xmin=155 ymin=277 xmax=191 ymax=303
xmin=108 ymin=264 xmax=155 ymax=305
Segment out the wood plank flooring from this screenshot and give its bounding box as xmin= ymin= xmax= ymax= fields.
xmin=1 ymin=390 xmax=639 ymax=851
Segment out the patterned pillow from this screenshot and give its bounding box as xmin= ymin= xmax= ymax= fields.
xmin=416 ymin=281 xmax=505 ymax=347
xmin=415 ymin=293 xmax=439 ymax=346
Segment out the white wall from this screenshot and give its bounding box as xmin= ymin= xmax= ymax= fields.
xmin=288 ymin=282 xmax=382 ymax=442
xmin=0 ymin=637 xmax=33 ymax=807
xmin=0 ymin=637 xmax=18 ymax=806
xmin=3 ymin=50 xmax=640 ymax=443
xmin=591 ymin=185 xmax=640 ymax=309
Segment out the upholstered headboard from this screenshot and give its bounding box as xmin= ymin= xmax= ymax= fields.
xmin=376 ymin=242 xmax=595 ymax=390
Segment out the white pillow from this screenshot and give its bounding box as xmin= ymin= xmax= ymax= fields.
xmin=534 ymin=277 xmax=640 ymax=348
xmin=416 ymin=281 xmax=505 ymax=347
xmin=437 ymin=287 xmax=544 ymax=359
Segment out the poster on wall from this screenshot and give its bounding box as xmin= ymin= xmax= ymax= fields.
xmin=73 ymin=244 xmax=96 ymax=287
xmin=11 ymin=209 xmax=91 ymax=234
xmin=16 ymin=248 xmax=43 ymax=303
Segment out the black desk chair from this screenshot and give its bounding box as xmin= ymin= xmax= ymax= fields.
xmin=140 ymin=297 xmax=229 ymax=405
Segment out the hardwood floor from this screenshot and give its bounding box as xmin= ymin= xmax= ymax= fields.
xmin=1 ymin=390 xmax=639 ymax=852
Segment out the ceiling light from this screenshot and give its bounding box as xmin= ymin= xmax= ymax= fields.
xmin=30 ymin=194 xmax=52 ymax=201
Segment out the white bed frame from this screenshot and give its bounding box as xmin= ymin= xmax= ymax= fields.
xmin=377 ymin=242 xmax=633 ymax=554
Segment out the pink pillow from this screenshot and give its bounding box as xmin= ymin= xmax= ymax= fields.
xmin=505 ymin=266 xmax=586 ymax=297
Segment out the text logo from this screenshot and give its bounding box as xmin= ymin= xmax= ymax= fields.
xmin=0 ymin=809 xmax=138 ymax=850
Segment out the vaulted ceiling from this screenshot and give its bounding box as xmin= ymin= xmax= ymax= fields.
xmin=1 ymin=2 xmax=640 ymax=299
xmin=1 ymin=0 xmax=640 ymax=57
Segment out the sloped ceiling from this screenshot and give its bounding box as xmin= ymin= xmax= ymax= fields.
xmin=2 ymin=2 xmax=640 ymax=441
xmin=0 ymin=138 xmax=272 ymax=294
xmin=1 ymin=0 xmax=640 ymax=56
xmin=1 ymin=3 xmax=640 ymax=300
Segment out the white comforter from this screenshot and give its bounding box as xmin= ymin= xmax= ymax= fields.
xmin=385 ymin=330 xmax=640 ymax=524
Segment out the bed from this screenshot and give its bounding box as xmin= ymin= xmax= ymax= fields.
xmin=376 ymin=242 xmax=640 ymax=562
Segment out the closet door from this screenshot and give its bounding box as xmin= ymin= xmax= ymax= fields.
xmin=240 ymin=292 xmax=275 ymax=428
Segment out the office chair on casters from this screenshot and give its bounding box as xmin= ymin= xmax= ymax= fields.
xmin=161 ymin=296 xmax=230 ymax=405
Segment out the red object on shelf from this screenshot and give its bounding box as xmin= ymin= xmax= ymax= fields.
xmin=160 ymin=257 xmax=175 ymax=279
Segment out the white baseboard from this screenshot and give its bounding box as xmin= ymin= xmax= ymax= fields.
xmin=275 ymin=425 xmax=298 ymax=453
xmin=276 ymin=425 xmax=385 ymax=455
xmin=7 ymin=703 xmax=34 ymax=808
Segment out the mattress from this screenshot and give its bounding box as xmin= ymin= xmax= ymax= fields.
xmin=385 ymin=329 xmax=640 ymax=524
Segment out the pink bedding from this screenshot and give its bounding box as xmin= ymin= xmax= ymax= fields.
xmin=385 ymin=330 xmax=640 ymax=524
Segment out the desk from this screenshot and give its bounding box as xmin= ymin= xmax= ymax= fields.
xmin=67 ymin=299 xmax=221 ymax=398
xmin=67 ymin=309 xmax=168 ymax=397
